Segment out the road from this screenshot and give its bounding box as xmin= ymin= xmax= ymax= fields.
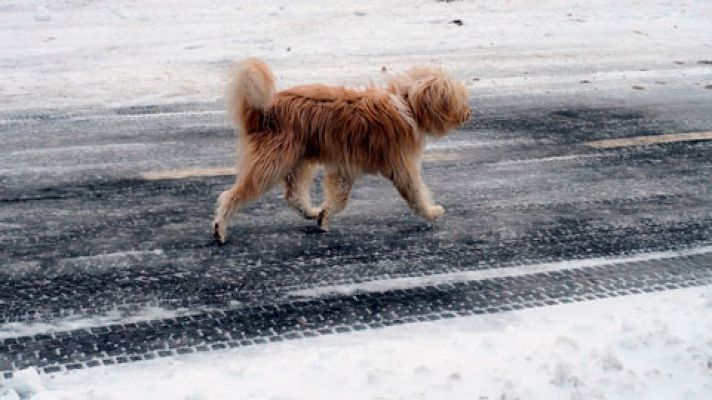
xmin=1 ymin=79 xmax=712 ymax=377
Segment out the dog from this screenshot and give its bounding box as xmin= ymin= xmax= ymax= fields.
xmin=213 ymin=58 xmax=471 ymax=243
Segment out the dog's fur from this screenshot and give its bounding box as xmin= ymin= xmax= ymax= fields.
xmin=213 ymin=58 xmax=471 ymax=243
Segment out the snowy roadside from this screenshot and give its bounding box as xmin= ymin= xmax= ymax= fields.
xmin=2 ymin=0 xmax=711 ymax=111
xmin=1 ymin=286 xmax=710 ymax=400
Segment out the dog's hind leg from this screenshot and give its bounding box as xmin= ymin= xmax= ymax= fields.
xmin=387 ymin=159 xmax=444 ymax=221
xmin=317 ymin=168 xmax=355 ymax=231
xmin=213 ymin=153 xmax=294 ymax=243
xmin=284 ymin=162 xmax=320 ymax=219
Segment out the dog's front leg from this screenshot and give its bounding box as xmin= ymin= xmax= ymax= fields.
xmin=388 ymin=160 xmax=444 ymax=221
xmin=213 ymin=189 xmax=237 ymax=243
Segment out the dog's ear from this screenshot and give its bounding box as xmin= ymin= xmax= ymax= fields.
xmin=387 ymin=73 xmax=413 ymax=96
xmin=387 ymin=66 xmax=439 ymax=97
xmin=388 ymin=66 xmax=470 ymax=135
xmin=407 ymin=76 xmax=444 ymax=135
xmin=407 ymin=73 xmax=470 ymax=136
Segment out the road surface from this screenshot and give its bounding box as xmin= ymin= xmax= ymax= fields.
xmin=1 ymin=77 xmax=712 ymax=377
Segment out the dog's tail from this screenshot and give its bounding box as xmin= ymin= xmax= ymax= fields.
xmin=225 ymin=58 xmax=275 ymax=131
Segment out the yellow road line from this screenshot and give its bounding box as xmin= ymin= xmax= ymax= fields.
xmin=141 ymin=152 xmax=460 ymax=181
xmin=422 ymin=152 xmax=460 ymax=162
xmin=586 ymin=131 xmax=712 ymax=149
xmin=141 ymin=131 xmax=712 ymax=181
xmin=142 ymin=167 xmax=235 ymax=180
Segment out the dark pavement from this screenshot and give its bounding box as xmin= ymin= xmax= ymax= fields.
xmin=1 ymin=86 xmax=711 ymax=377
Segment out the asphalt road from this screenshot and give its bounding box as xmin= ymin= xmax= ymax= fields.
xmin=1 ymin=82 xmax=712 ymax=377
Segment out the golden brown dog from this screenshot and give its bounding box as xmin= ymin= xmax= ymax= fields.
xmin=213 ymin=58 xmax=471 ymax=243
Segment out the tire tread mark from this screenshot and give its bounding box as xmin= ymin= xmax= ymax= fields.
xmin=1 ymin=253 xmax=711 ymax=378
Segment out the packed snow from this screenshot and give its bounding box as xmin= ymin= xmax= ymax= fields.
xmin=1 ymin=0 xmax=712 ymax=110
xmin=1 ymin=286 xmax=711 ymax=400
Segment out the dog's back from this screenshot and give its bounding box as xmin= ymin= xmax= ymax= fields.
xmin=268 ymin=85 xmax=421 ymax=172
xmin=227 ymin=59 xmax=421 ymax=173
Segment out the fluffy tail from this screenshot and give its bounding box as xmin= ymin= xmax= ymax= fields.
xmin=225 ymin=58 xmax=275 ymax=130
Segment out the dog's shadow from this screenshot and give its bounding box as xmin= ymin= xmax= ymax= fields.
xmin=298 ymin=226 xmax=328 ymax=235
xmin=208 ymin=224 xmax=327 ymax=247
xmin=396 ymin=223 xmax=436 ymax=235
xmin=209 ymin=217 xmax=443 ymax=247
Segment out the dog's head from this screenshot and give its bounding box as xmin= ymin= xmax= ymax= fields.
xmin=389 ymin=66 xmax=471 ymax=137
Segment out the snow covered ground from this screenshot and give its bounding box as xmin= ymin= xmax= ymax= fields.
xmin=1 ymin=286 xmax=710 ymax=400
xmin=1 ymin=0 xmax=711 ymax=110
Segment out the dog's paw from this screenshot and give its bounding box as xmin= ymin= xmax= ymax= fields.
xmin=303 ymin=207 xmax=321 ymax=220
xmin=213 ymin=220 xmax=227 ymax=244
xmin=317 ymin=209 xmax=330 ymax=231
xmin=424 ymin=205 xmax=445 ymax=221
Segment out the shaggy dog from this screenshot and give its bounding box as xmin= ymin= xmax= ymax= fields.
xmin=213 ymin=58 xmax=471 ymax=243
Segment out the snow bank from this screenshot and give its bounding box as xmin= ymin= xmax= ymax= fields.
xmin=2 ymin=286 xmax=711 ymax=400
xmin=2 ymin=0 xmax=711 ymax=110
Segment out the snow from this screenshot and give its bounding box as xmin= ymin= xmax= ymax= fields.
xmin=0 ymin=306 xmax=198 ymax=340
xmin=2 ymin=286 xmax=711 ymax=400
xmin=1 ymin=0 xmax=711 ymax=110
xmin=3 ymin=250 xmax=167 ymax=279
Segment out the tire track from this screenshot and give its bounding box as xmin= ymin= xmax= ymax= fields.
xmin=2 ymin=250 xmax=711 ymax=379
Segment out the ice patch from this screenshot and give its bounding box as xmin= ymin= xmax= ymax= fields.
xmin=425 ymin=138 xmax=534 ymax=150
xmin=0 ymin=306 xmax=197 ymax=340
xmin=55 ymin=249 xmax=166 ymax=273
xmin=1 ymin=250 xmax=167 ymax=279
xmin=7 ymin=143 xmax=153 ymax=157
xmin=489 ymin=153 xmax=605 ymax=167
xmin=0 ymin=222 xmax=22 ymax=230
